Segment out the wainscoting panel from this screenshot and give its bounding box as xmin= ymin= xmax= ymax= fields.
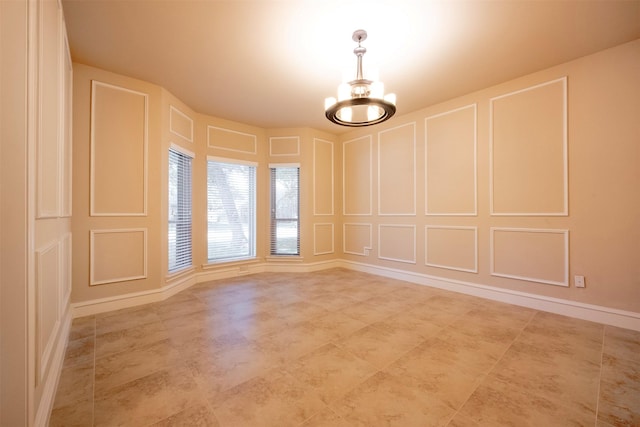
xmin=378 ymin=224 xmax=416 ymax=264
xmin=343 ymin=136 xmax=372 ymax=216
xmin=37 ymin=0 xmax=62 ymax=218
xmin=314 ymin=223 xmax=335 ymax=255
xmin=425 ymin=105 xmax=477 ymax=215
xmin=36 ymin=240 xmax=60 ymax=382
xmin=169 ymin=105 xmax=194 ymax=142
xmin=491 ymin=227 xmax=569 ymax=286
xmin=91 ymin=81 xmax=148 ymax=216
xmin=378 ymin=122 xmax=416 ymax=215
xmin=313 ymin=138 xmax=334 ymax=216
xmin=343 ymin=223 xmax=372 ymax=256
xmin=270 ymin=136 xmax=300 ymax=156
xmin=90 ymin=228 xmax=148 ymax=286
xmin=490 ymin=78 xmax=567 ymax=215
xmin=425 ymin=226 xmax=477 ymax=273
xmin=207 ymin=126 xmax=257 ymax=154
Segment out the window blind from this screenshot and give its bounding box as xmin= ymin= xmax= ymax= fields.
xmin=270 ymin=166 xmax=300 ymax=255
xmin=168 ymin=148 xmax=192 ymax=272
xmin=207 ymin=159 xmax=256 ymax=262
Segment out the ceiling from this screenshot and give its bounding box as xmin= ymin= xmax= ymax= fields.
xmin=62 ymin=0 xmax=640 ymax=134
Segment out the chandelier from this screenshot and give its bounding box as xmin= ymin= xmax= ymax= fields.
xmin=324 ymin=29 xmax=396 ymax=127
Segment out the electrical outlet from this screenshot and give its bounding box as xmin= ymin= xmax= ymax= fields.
xmin=574 ymin=275 xmax=585 ymax=288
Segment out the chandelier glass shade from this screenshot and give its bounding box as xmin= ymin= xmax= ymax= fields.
xmin=325 ymin=30 xmax=396 ymax=127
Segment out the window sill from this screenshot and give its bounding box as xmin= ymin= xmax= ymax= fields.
xmin=201 ymin=257 xmax=260 ymax=270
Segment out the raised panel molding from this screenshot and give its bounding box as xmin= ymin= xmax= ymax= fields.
xmin=425 ymin=225 xmax=478 ymax=273
xmin=343 ymin=136 xmax=372 ymax=216
xmin=37 ymin=0 xmax=62 ymax=218
xmin=490 ymin=77 xmax=567 ymax=216
xmin=378 ymin=122 xmax=417 ymax=216
xmin=343 ymin=223 xmax=372 ymax=256
xmin=378 ymin=224 xmax=416 ymax=264
xmin=425 ymin=104 xmax=477 ymax=216
xmin=60 ymin=232 xmax=72 ymax=308
xmin=490 ymin=227 xmax=569 ymax=286
xmin=169 ymin=105 xmax=194 ymax=142
xmin=269 ymin=136 xmax=300 ymax=156
xmin=207 ymin=126 xmax=257 ymax=154
xmin=313 ymin=223 xmax=335 ymax=255
xmin=90 ymin=80 xmax=148 ymax=216
xmin=313 ymin=138 xmax=334 ymax=216
xmin=36 ymin=240 xmax=61 ymax=383
xmin=90 ymin=228 xmax=148 ymax=286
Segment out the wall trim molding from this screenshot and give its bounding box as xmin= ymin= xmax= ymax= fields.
xmin=71 ymin=260 xmax=640 ymax=331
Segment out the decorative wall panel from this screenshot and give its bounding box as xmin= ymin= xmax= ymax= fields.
xmin=313 ymin=138 xmax=334 ymax=215
xmin=60 ymin=232 xmax=72 ymax=307
xmin=343 ymin=223 xmax=372 ymax=256
xmin=378 ymin=224 xmax=416 ymax=264
xmin=37 ymin=0 xmax=62 ymax=218
xmin=425 ymin=105 xmax=477 ymax=215
xmin=425 ymin=226 xmax=477 ymax=273
xmin=91 ymin=81 xmax=148 ymax=216
xmin=207 ymin=126 xmax=257 ymax=154
xmin=378 ymin=123 xmax=416 ymax=215
xmin=36 ymin=240 xmax=60 ymax=381
xmin=490 ymin=78 xmax=567 ymax=215
xmin=90 ymin=228 xmax=148 ymax=286
xmin=169 ymin=105 xmax=193 ymax=142
xmin=314 ymin=223 xmax=334 ymax=255
xmin=343 ymin=136 xmax=372 ymax=215
xmin=61 ymin=33 xmax=73 ymax=217
xmin=270 ymin=136 xmax=300 ymax=156
xmin=491 ymin=227 xmax=568 ymax=286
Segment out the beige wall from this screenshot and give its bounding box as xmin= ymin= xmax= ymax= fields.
xmin=72 ymin=64 xmax=163 ymax=302
xmin=73 ymin=66 xmax=340 ymax=304
xmin=338 ymin=39 xmax=640 ymax=313
xmin=71 ymin=40 xmax=639 ymax=319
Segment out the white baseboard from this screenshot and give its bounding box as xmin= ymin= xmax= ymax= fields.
xmin=339 ymin=260 xmax=640 ymax=331
xmin=34 ymin=306 xmax=72 ymax=427
xmin=71 ymin=259 xmax=640 ymax=331
xmin=72 ymin=260 xmax=342 ymax=318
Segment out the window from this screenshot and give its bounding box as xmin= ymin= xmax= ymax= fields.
xmin=207 ymin=158 xmax=256 ymax=262
xmin=168 ymin=148 xmax=192 ymax=272
xmin=270 ymin=165 xmax=300 ymax=255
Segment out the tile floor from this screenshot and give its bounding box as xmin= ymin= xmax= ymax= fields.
xmin=49 ymin=268 xmax=640 ymax=426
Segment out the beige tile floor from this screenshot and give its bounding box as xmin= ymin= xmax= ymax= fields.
xmin=49 ymin=269 xmax=640 ymax=427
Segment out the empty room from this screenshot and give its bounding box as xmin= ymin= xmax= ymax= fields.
xmin=1 ymin=1 xmax=639 ymax=426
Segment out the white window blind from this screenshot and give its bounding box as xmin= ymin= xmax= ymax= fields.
xmin=168 ymin=148 xmax=192 ymax=272
xmin=207 ymin=159 xmax=256 ymax=262
xmin=270 ymin=166 xmax=300 ymax=255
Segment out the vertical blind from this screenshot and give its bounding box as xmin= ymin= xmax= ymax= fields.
xmin=207 ymin=159 xmax=256 ymax=261
xmin=168 ymin=148 xmax=192 ymax=272
xmin=270 ymin=166 xmax=300 ymax=255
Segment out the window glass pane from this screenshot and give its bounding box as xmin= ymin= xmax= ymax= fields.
xmin=208 ymin=160 xmax=256 ymax=262
xmin=168 ymin=149 xmax=192 ymax=272
xmin=270 ymin=167 xmax=299 ymax=255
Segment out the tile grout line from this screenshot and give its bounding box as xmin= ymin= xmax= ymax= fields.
xmin=92 ymin=316 xmax=96 ymax=427
xmin=594 ymin=325 xmax=607 ymax=427
xmin=443 ymin=308 xmax=538 ymax=426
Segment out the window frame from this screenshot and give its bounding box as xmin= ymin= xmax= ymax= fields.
xmin=206 ymin=156 xmax=258 ymax=263
xmin=269 ymin=163 xmax=300 ymax=256
xmin=168 ymin=145 xmax=194 ymax=273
